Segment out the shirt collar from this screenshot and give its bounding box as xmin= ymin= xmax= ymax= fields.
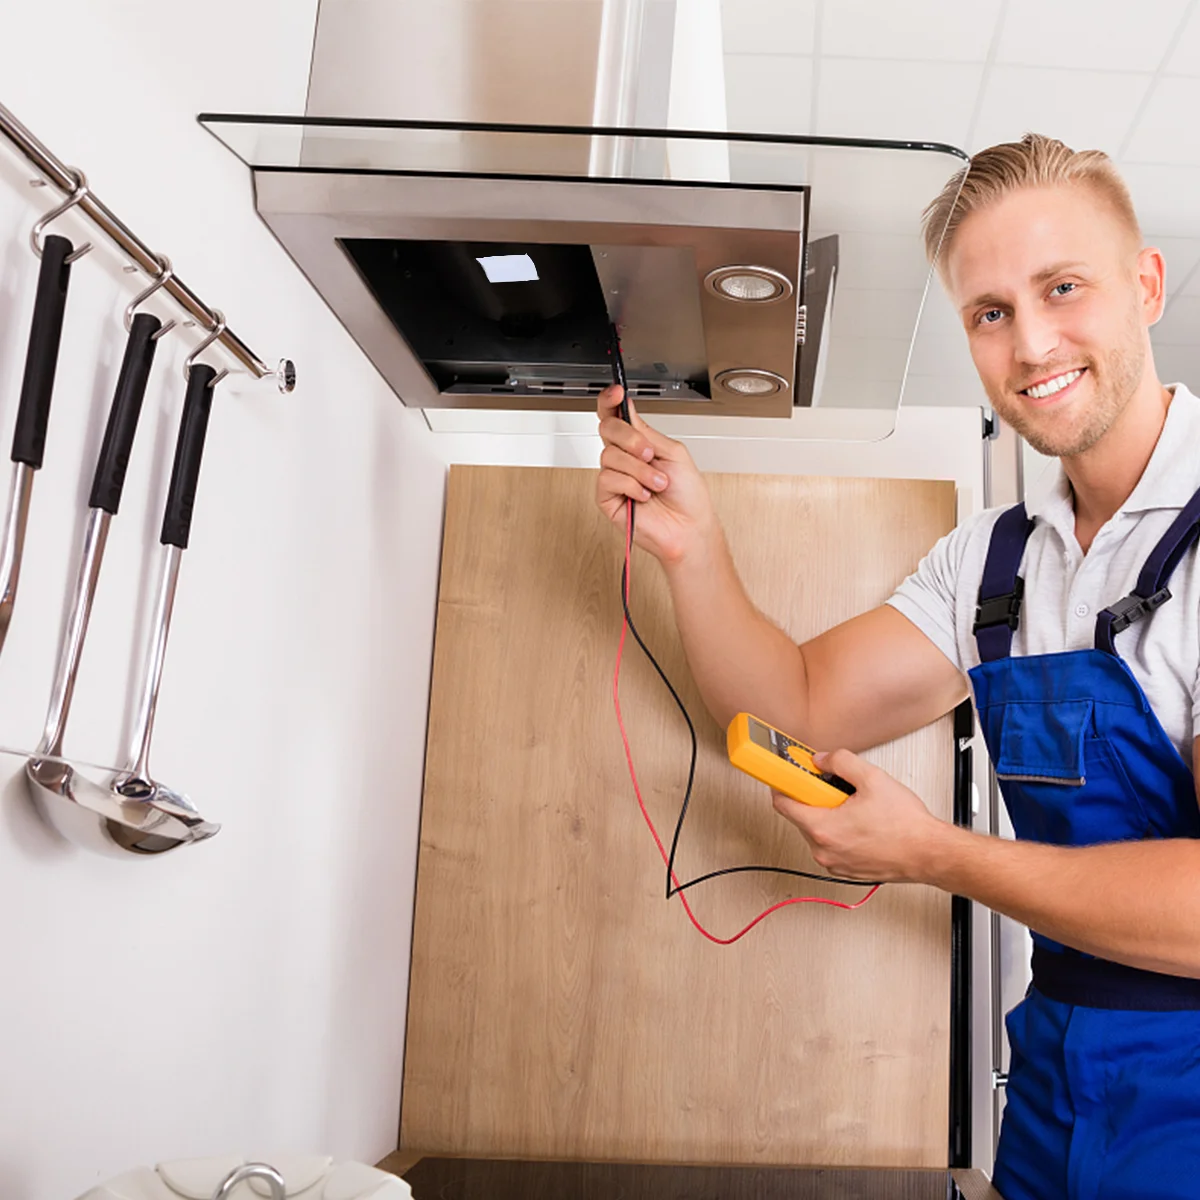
xmin=1024 ymin=382 xmax=1200 ymax=527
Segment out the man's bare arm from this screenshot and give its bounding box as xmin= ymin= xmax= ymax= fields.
xmin=659 ymin=523 xmax=968 ymax=749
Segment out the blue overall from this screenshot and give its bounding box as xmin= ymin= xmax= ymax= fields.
xmin=968 ymin=488 xmax=1200 ymax=1200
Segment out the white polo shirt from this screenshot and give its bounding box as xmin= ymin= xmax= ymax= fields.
xmin=887 ymin=383 xmax=1200 ymax=766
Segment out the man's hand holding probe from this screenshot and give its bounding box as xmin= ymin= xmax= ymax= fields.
xmin=595 ymin=385 xmax=955 ymax=887
xmin=595 ymin=384 xmax=717 ymax=565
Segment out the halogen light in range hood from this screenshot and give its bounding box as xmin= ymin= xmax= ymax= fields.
xmin=704 ymin=265 xmax=793 ymax=304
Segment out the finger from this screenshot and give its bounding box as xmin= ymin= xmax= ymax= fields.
xmin=771 ymin=789 xmax=824 ymax=833
xmin=625 ymin=395 xmax=684 ymax=457
xmin=600 ymin=445 xmax=670 ymax=493
xmin=600 ymin=413 xmax=686 ymax=468
xmin=597 ymin=384 xmax=627 ymax=418
xmin=597 ymin=468 xmax=652 ymax=511
xmin=598 ymin=383 xmax=644 ymax=429
xmin=812 ymin=747 xmax=872 ymax=788
xmin=599 ymin=415 xmax=658 ymax=463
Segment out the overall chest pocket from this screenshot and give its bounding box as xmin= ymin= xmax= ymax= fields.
xmin=993 ymin=699 xmax=1152 ymax=845
xmin=995 ymin=699 xmax=1090 ymax=785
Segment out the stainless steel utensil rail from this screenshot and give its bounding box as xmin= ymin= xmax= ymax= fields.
xmin=0 ymin=99 xmax=290 ymax=386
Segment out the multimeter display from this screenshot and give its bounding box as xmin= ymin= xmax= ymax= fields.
xmin=748 ymin=717 xmax=778 ymax=753
xmin=727 ymin=713 xmax=855 ymax=808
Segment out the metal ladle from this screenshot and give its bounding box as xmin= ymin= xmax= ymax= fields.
xmin=28 ymin=287 xmax=221 ymax=855
xmin=96 ymin=326 xmax=229 ymax=852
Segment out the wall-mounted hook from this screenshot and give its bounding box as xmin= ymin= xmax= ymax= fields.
xmin=274 ymin=358 xmax=297 ymax=394
xmin=30 ymin=168 xmax=93 ymax=262
xmin=183 ymin=310 xmax=226 ymax=383
xmin=124 ymin=253 xmax=177 ymax=340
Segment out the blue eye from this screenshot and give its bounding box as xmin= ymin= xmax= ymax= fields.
xmin=979 ymin=308 xmax=1004 ymax=325
xmin=1052 ymin=282 xmax=1076 ymax=296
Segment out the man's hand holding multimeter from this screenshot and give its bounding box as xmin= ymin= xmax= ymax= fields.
xmin=728 ymin=712 xmax=945 ymax=883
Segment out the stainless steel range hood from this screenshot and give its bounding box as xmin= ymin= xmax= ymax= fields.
xmin=200 ymin=116 xmax=967 ymax=418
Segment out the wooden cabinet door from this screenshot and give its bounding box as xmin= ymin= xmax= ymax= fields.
xmin=402 ymin=466 xmax=958 ymax=1168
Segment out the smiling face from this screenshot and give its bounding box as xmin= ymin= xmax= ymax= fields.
xmin=944 ymin=184 xmax=1164 ymax=458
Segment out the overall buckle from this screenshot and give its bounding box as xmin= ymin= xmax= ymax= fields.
xmin=1103 ymin=587 xmax=1172 ymax=635
xmin=973 ymin=576 xmax=1025 ymax=633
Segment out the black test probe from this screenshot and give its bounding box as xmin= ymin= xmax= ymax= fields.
xmin=605 ymin=323 xmax=878 ymax=917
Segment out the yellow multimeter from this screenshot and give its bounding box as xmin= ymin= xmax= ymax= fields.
xmin=727 ymin=713 xmax=855 ymax=808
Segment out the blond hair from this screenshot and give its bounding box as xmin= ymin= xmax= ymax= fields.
xmin=921 ymin=133 xmax=1141 ymax=266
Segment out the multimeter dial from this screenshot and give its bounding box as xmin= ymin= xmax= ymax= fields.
xmin=749 ymin=718 xmax=855 ymax=796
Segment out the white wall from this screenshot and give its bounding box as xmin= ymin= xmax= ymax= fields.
xmin=0 ymin=5 xmax=447 ymax=1198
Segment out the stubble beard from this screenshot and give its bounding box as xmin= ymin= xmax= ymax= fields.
xmin=989 ymin=323 xmax=1145 ymax=460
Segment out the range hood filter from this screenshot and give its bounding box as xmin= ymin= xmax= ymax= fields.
xmin=341 ymin=238 xmax=711 ymax=398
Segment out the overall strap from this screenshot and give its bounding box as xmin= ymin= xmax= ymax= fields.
xmin=1096 ymin=484 xmax=1200 ymax=655
xmin=974 ymin=503 xmax=1037 ymax=662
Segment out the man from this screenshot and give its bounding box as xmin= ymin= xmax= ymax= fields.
xmin=594 ymin=133 xmax=1200 ymax=1200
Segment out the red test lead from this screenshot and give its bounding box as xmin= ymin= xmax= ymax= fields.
xmin=612 ymin=501 xmax=880 ymax=945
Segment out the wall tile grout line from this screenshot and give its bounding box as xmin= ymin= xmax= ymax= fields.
xmin=962 ymin=0 xmax=1011 ymax=155
xmin=1116 ymin=0 xmax=1199 ymax=160
xmin=1162 ymin=257 xmax=1200 ymax=319
xmin=729 ymin=52 xmax=1166 ymax=77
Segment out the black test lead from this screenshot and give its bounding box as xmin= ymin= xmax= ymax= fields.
xmin=607 ymin=323 xmax=880 ymax=943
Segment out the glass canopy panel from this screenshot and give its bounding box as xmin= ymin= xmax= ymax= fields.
xmin=199 ymin=116 xmax=969 ymax=439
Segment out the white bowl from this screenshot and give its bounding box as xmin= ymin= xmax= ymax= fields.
xmin=75 ymin=1155 xmax=413 ymax=1200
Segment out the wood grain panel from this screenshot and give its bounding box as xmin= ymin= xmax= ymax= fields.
xmin=402 ymin=468 xmax=958 ymax=1167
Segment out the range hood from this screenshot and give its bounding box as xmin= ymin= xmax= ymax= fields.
xmin=200 ymin=117 xmax=967 ymax=418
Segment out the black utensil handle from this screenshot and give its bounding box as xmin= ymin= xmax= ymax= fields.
xmin=89 ymin=313 xmax=162 ymax=514
xmin=160 ymin=364 xmax=216 ymax=549
xmin=13 ymin=234 xmax=74 ymax=468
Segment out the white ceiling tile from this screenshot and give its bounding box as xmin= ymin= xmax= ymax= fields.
xmin=826 ymin=335 xmax=911 ymax=382
xmin=1145 ymin=235 xmax=1200 ymax=297
xmin=970 ymin=67 xmax=1152 ymax=156
xmin=828 ymin=284 xmax=966 ymax=350
xmin=1153 ymin=343 xmax=1200 ymax=383
xmin=833 ymin=232 xmax=930 ymax=289
xmin=1152 ymin=295 xmax=1200 ymax=343
xmin=1165 ymin=5 xmax=1200 ymax=75
xmin=906 ymin=329 xmax=979 ymax=377
xmin=816 ymin=377 xmax=904 ymax=408
xmin=900 ymin=373 xmax=989 ymax=406
xmin=914 ymin=278 xmax=971 ymax=339
xmin=724 ymin=53 xmax=813 ymax=135
xmin=727 ymin=143 xmax=812 ymax=186
xmin=1117 ymin=163 xmax=1200 ymax=235
xmin=821 ymin=0 xmax=1001 ymax=61
xmin=722 ymin=0 xmax=817 ymax=56
xmin=1122 ymin=76 xmax=1200 ymax=164
xmin=834 ymin=287 xmax=928 ymax=339
xmin=815 ymin=59 xmax=982 ymax=147
xmin=996 ymin=0 xmax=1190 ymax=71
xmin=806 ymin=149 xmax=967 ymax=234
